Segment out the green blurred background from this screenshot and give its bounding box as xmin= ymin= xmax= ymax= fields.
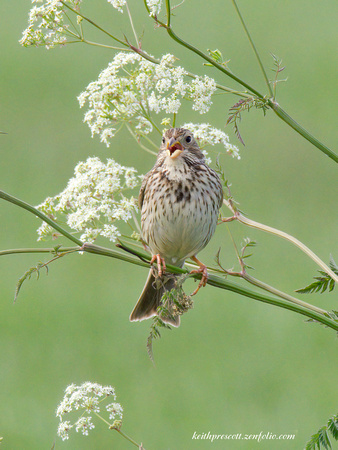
xmin=1 ymin=1 xmax=337 ymax=448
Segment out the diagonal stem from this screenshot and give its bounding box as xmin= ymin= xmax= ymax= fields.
xmin=206 ymin=273 xmax=337 ymax=330
xmin=162 ymin=0 xmax=337 ymax=162
xmin=164 ymin=0 xmax=264 ymax=99
xmin=1 ymin=190 xmax=337 ymax=332
xmin=0 ymin=190 xmax=83 ymax=246
xmin=61 ymin=1 xmax=128 ymax=46
xmin=85 ymin=243 xmax=338 ymax=331
xmin=231 ymin=0 xmax=273 ymax=97
xmin=269 ymin=102 xmax=338 ymax=162
xmin=62 ymin=0 xmax=336 ymax=162
xmin=125 ymin=1 xmax=139 ymax=47
xmin=242 ymin=272 xmax=327 ymax=315
xmin=223 ymin=199 xmax=338 ymax=284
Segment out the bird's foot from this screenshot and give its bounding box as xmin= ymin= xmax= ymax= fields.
xmin=190 ymin=256 xmax=208 ymax=296
xmin=150 ymin=254 xmax=166 ymax=277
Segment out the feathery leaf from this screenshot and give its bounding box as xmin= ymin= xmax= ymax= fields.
xmin=305 ymin=414 xmax=338 ymax=450
xmin=296 ymin=257 xmax=337 ymax=294
xmin=226 ymin=96 xmax=269 ymax=145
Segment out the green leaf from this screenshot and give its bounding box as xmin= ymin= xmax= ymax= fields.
xmin=318 ymin=427 xmax=332 ymax=449
xmin=204 ymin=49 xmax=230 ymax=68
xmin=328 ymin=415 xmax=338 ymax=440
xmin=296 ymin=257 xmax=337 ymax=294
xmin=297 ymin=275 xmax=335 ymax=294
xmin=329 ymin=256 xmax=338 ymax=275
xmin=207 ymin=48 xmax=223 ymax=62
xmin=240 ymin=238 xmax=256 ymax=270
xmin=305 ymin=414 xmax=338 ymax=450
xmin=146 ymin=316 xmax=171 ymax=363
xmin=270 ymin=53 xmax=286 ymax=74
xmin=215 ymin=156 xmax=229 ymax=187
xmin=146 ymin=275 xmax=193 ymax=361
xmin=14 ymin=262 xmax=48 ymax=302
xmin=226 ymin=97 xmax=269 ymax=145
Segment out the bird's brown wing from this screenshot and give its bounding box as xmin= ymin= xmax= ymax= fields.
xmin=139 ymin=155 xmax=164 ymax=209
xmin=138 ymin=170 xmax=151 ymax=210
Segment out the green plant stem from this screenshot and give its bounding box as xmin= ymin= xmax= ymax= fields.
xmin=206 ymin=273 xmax=337 ymax=330
xmin=223 ymin=199 xmax=338 ymax=284
xmin=164 ymin=0 xmax=264 ymax=99
xmin=269 ymin=102 xmax=338 ymax=162
xmin=61 ymin=1 xmax=128 ymax=46
xmin=64 ymin=0 xmax=336 ymax=161
xmin=219 ymin=230 xmax=327 ymax=315
xmin=144 ymin=0 xmax=253 ymax=98
xmin=2 ymin=243 xmax=337 ymax=332
xmin=125 ymin=124 xmax=157 ymax=156
xmin=81 ymin=40 xmax=131 ymax=51
xmin=1 ymin=190 xmax=337 ymax=332
xmin=0 ymin=190 xmax=83 ymax=247
xmin=85 ymin=243 xmax=338 ymax=331
xmin=0 ymin=243 xmax=329 ymax=316
xmin=93 ymin=412 xmax=141 ymax=447
xmin=230 ymin=0 xmax=338 ymax=160
xmin=125 ymin=1 xmax=139 ymax=47
xmin=242 ymin=273 xmax=327 ymax=315
xmin=231 ymin=0 xmax=273 ymax=97
xmin=115 ymin=429 xmax=141 ymax=448
xmin=162 ymin=0 xmax=337 ymax=162
xmin=139 ymin=133 xmax=160 ymax=151
xmin=128 ymin=42 xmax=246 ymax=97
xmin=0 ymin=247 xmax=78 ymax=257
xmin=64 ymin=0 xmax=250 ymax=100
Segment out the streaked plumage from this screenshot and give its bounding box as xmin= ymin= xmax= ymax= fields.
xmin=130 ymin=128 xmax=223 ymax=326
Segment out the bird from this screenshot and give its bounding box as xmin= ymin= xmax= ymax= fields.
xmin=130 ymin=127 xmax=223 ymax=326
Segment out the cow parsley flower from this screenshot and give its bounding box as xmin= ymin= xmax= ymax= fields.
xmin=189 ymin=76 xmax=217 ymax=114
xmin=183 ymin=122 xmax=240 ymax=159
xmin=107 ymin=0 xmax=126 ymax=13
xmin=106 ymin=402 xmax=124 ymax=421
xmin=146 ymin=0 xmax=162 ymax=16
xmin=57 ymin=421 xmax=72 ymax=441
xmin=56 ymin=382 xmax=123 ymax=441
xmin=36 ymin=157 xmax=140 ymax=243
xmin=78 ymin=51 xmax=221 ymax=147
xmin=74 ymin=417 xmax=95 ymax=436
xmin=20 ymin=0 xmax=82 ymax=49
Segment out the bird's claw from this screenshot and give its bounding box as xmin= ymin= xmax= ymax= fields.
xmin=190 ymin=264 xmax=208 ymax=296
xmin=150 ymin=254 xmax=166 ymax=277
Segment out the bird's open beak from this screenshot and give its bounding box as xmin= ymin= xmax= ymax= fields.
xmin=167 ymin=137 xmax=183 ymax=159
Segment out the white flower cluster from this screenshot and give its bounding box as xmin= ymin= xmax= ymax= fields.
xmin=20 ymin=0 xmax=82 ymax=49
xmin=106 ymin=0 xmax=162 ymax=16
xmin=190 ymin=76 xmax=217 ymax=113
xmin=183 ymin=122 xmax=240 ymax=159
xmin=36 ymin=157 xmax=140 ymax=243
xmin=107 ymin=0 xmax=126 ymax=13
xmin=146 ymin=0 xmax=163 ymax=16
xmin=56 ymin=382 xmax=123 ymax=441
xmin=78 ymin=52 xmax=218 ymax=146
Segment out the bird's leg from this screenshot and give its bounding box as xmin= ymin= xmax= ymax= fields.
xmin=150 ymin=254 xmax=166 ymax=277
xmin=190 ymin=256 xmax=208 ymax=295
xmin=142 ymin=242 xmax=150 ymax=252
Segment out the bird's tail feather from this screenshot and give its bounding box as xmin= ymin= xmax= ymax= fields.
xmin=130 ymin=270 xmax=180 ymax=327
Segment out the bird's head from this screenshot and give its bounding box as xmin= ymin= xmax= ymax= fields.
xmin=160 ymin=128 xmax=204 ymax=161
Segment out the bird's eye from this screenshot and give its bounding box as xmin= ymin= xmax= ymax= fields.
xmin=162 ymin=137 xmax=165 ymax=144
xmin=185 ymin=135 xmax=192 ymax=143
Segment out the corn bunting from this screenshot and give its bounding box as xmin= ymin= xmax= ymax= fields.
xmin=130 ymin=128 xmax=223 ymax=326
